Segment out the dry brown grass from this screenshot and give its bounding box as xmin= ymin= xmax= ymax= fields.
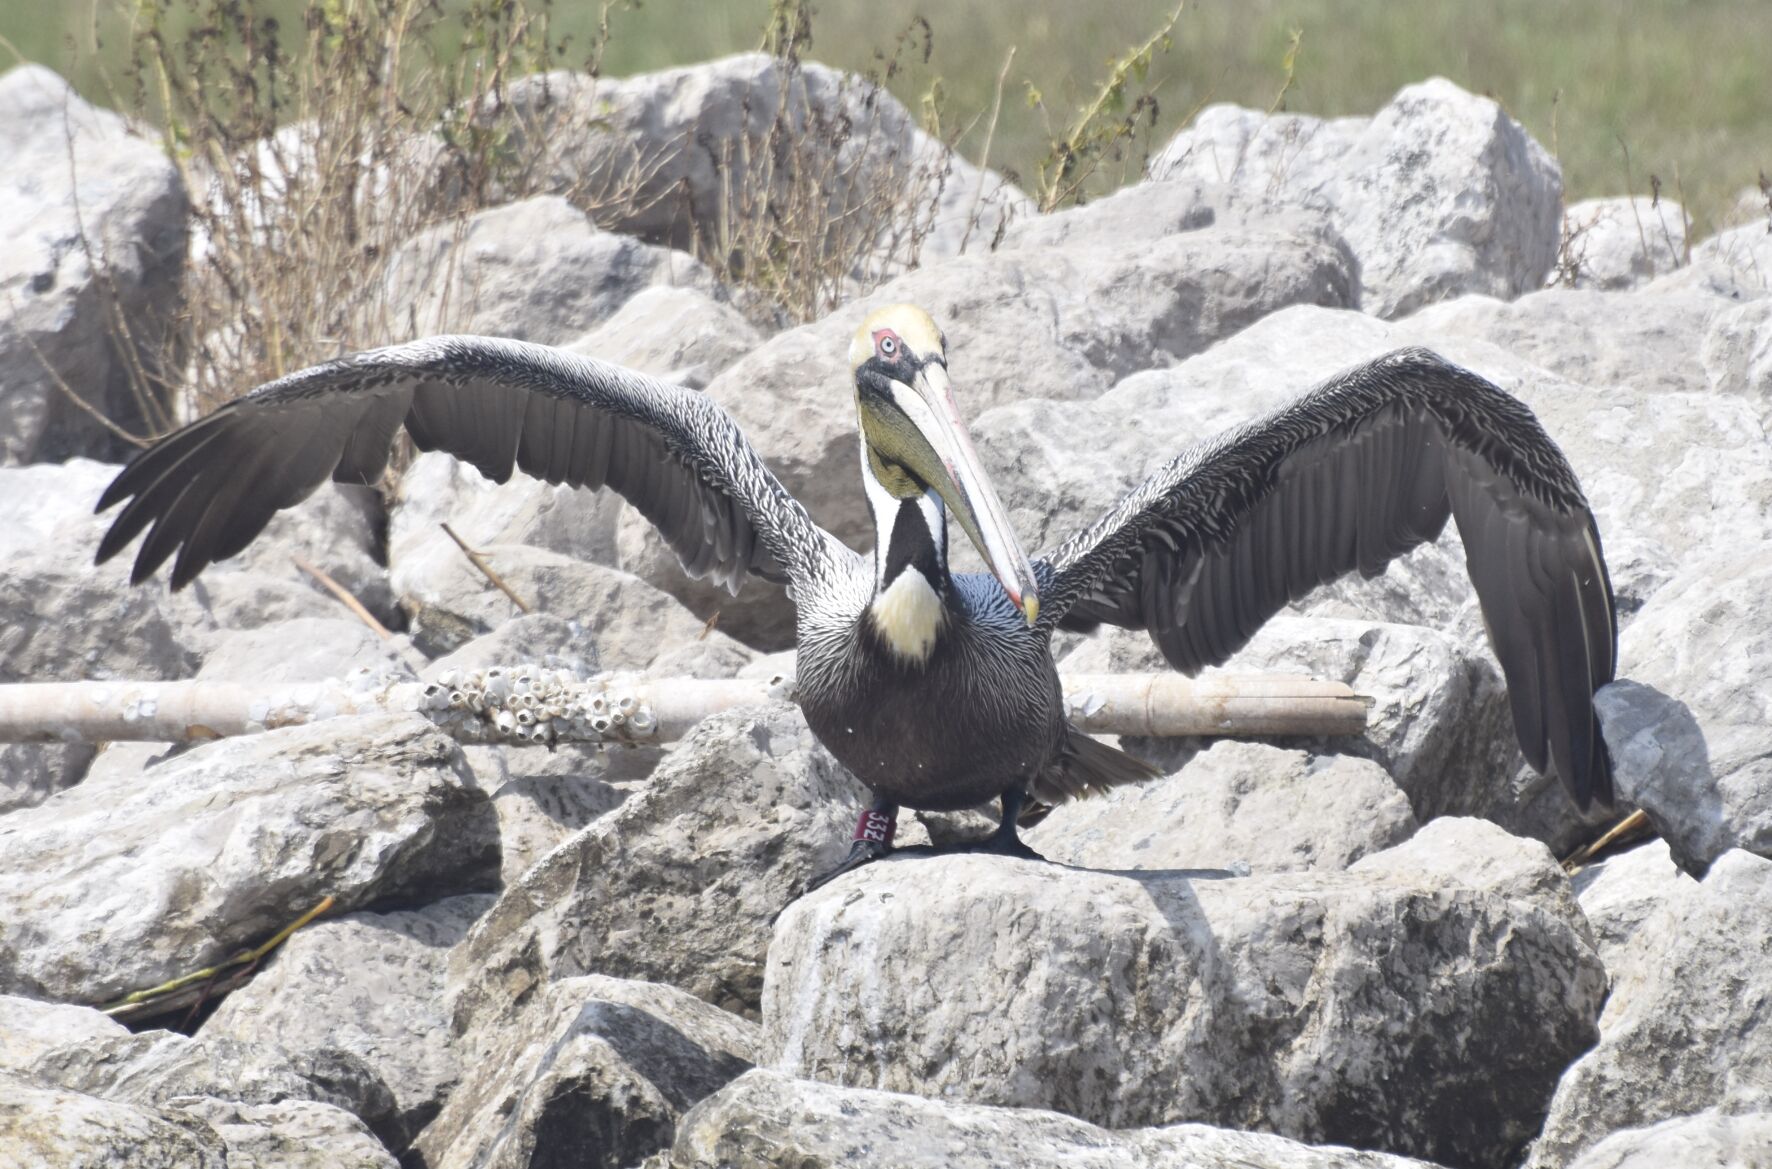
xmin=121 ymin=0 xmax=617 ymax=419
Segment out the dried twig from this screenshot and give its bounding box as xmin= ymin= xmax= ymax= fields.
xmin=291 ymin=554 xmax=393 ymax=640
xmin=440 ymin=522 xmax=532 ymax=613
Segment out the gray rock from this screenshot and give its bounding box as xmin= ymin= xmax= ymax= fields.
xmin=1529 ymin=850 xmax=1772 ymax=1167
xmin=199 ymin=895 xmax=493 ymax=1144
xmin=421 ymin=612 xmax=600 ymax=681
xmin=225 ymin=482 xmax=397 ymax=625
xmin=1570 ymin=838 xmax=1691 ymax=974
xmin=391 ymin=448 xmax=625 ymax=577
xmin=1410 ymin=286 xmax=1728 ymax=397
xmin=413 ymin=975 xmax=757 ymax=1169
xmin=1000 ymin=177 xmax=1271 ymax=251
xmin=1604 ymin=550 xmax=1772 ymax=872
xmin=493 ymin=54 xmax=1032 ymax=266
xmin=472 ymin=744 xmax=641 ymax=887
xmin=1702 ymin=296 xmax=1772 ymax=431
xmin=669 ymin=1068 xmax=1443 ymax=1169
xmin=448 ymin=703 xmax=870 ymax=1029
xmin=1149 ymin=78 xmax=1562 ymax=317
xmin=1555 ymin=197 xmax=1689 ymax=290
xmin=392 ymin=537 xmax=753 ymax=668
xmin=767 ymin=821 xmax=1603 ymax=1169
xmin=0 ymin=64 xmax=188 ymax=465
xmin=0 ymin=1075 xmax=226 ymax=1168
xmin=162 ymin=1098 xmax=399 ymax=1169
xmin=0 ymin=994 xmax=400 ymax=1147
xmin=1025 ymin=740 xmax=1417 ymax=873
xmin=383 ymin=194 xmax=717 ymax=343
xmin=566 ymin=285 xmax=764 ymax=390
xmin=0 ymin=714 xmax=497 ymax=1003
xmin=1565 ymin=1109 xmax=1772 ymax=1169
xmin=196 ymin=617 xmax=418 ymax=684
xmin=1694 ymin=218 xmax=1772 ymax=291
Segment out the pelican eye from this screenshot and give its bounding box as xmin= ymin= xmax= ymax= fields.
xmin=874 ymin=329 xmax=901 ymax=361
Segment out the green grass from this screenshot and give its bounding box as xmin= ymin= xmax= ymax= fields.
xmin=6 ymin=0 xmax=1769 ymax=236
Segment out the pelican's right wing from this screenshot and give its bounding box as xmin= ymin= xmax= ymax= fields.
xmin=97 ymin=336 xmax=844 ymax=592
xmin=1037 ymin=348 xmax=1617 ymax=809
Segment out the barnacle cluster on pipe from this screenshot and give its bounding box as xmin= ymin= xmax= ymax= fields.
xmin=418 ymin=665 xmax=659 ymax=745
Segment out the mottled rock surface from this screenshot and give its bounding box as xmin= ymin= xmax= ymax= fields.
xmin=383 ymin=195 xmax=717 ymax=342
xmin=494 ymin=53 xmax=1032 ymax=264
xmin=669 ymin=1069 xmax=1444 ymax=1169
xmin=0 ymin=715 xmax=497 ymax=1003
xmin=1530 ymin=850 xmax=1772 ymax=1167
xmin=768 ymin=822 xmax=1603 ymax=1169
xmin=1026 ymin=740 xmax=1417 ymax=873
xmin=1149 ymin=78 xmax=1562 ymax=316
xmin=1602 ymin=551 xmax=1772 ymax=872
xmin=449 ymin=703 xmax=871 ymax=1032
xmin=200 ymin=895 xmax=493 ymax=1144
xmin=1565 ymin=1109 xmax=1772 ymax=1169
xmin=414 ymin=975 xmax=757 ymax=1169
xmin=1556 ymin=196 xmax=1689 ymax=290
xmin=0 ymin=65 xmax=187 ymax=465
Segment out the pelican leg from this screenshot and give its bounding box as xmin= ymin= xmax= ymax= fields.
xmin=963 ymin=786 xmax=1046 ymax=861
xmin=805 ymin=797 xmax=898 ymax=892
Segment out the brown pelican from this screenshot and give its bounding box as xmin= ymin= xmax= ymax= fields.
xmin=95 ymin=304 xmax=1615 ymax=885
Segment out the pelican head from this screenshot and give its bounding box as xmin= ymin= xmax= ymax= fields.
xmin=848 ymin=304 xmax=1039 ymax=627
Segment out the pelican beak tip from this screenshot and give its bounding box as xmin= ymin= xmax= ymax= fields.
xmin=1022 ymin=594 xmax=1040 ymax=627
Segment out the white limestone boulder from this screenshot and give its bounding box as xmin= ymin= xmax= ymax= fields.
xmin=1598 ymin=551 xmax=1772 ymax=872
xmin=0 ymin=65 xmax=188 ymax=465
xmin=1569 ymin=838 xmax=1691 ymax=974
xmin=1555 ymin=196 xmax=1689 ymax=290
xmin=446 ymin=702 xmax=873 ymax=1033
xmin=1701 ymin=295 xmax=1772 ymax=431
xmin=0 ymin=714 xmax=497 ymax=1004
xmin=383 ymin=194 xmax=719 ymax=342
xmin=199 ymin=895 xmax=494 ymax=1146
xmin=1149 ymin=78 xmax=1562 ymax=317
xmin=1025 ymin=740 xmax=1417 ymax=874
xmin=766 ymin=820 xmax=1603 ymax=1169
xmin=412 ymin=975 xmax=757 ymax=1169
xmin=1528 ymin=849 xmax=1772 ymax=1166
xmin=490 ymin=54 xmax=1032 ymax=266
xmin=668 ymin=1068 xmax=1444 ymax=1169
xmin=565 ymin=284 xmax=765 ymax=390
xmin=1565 ymin=1110 xmax=1772 ymax=1169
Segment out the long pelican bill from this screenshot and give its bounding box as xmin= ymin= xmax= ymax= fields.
xmin=861 ymin=360 xmax=1041 ymax=625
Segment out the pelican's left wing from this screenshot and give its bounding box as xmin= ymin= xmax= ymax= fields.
xmin=1037 ymin=347 xmax=1617 ymax=809
xmin=96 ymin=336 xmax=841 ymax=593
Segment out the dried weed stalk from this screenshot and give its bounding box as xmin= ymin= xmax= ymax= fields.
xmin=125 ymin=0 xmax=619 ymax=420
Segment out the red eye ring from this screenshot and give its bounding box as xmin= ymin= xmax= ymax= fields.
xmin=873 ymin=329 xmax=902 ymax=361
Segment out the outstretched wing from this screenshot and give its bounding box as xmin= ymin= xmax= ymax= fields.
xmin=96 ymin=335 xmax=840 ymax=593
xmin=1038 ymin=347 xmax=1617 ymax=809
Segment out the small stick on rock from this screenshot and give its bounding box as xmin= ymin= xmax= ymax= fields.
xmin=292 ymin=554 xmax=394 ymax=640
xmin=441 ymin=522 xmax=532 ymax=613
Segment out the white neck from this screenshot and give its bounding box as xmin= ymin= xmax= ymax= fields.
xmin=859 ymin=431 xmax=948 ymax=663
